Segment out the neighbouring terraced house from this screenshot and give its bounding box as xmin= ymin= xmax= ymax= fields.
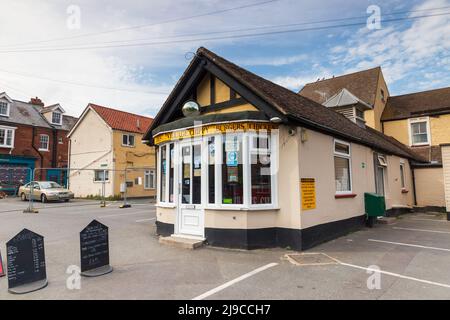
xmin=0 ymin=93 xmax=77 ymax=193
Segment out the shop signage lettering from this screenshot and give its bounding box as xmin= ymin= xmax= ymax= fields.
xmin=154 ymin=122 xmax=278 ymax=145
xmin=301 ymin=178 xmax=316 ymax=210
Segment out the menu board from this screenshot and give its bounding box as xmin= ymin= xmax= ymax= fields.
xmin=80 ymin=220 xmax=110 ymax=272
xmin=6 ymin=229 xmax=46 ymax=288
xmin=0 ymin=249 xmax=4 ymax=277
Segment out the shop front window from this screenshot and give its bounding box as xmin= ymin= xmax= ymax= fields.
xmin=250 ymin=134 xmax=272 ymax=204
xmin=169 ymin=144 xmax=174 ymax=202
xmin=222 ymin=134 xmax=243 ymax=205
xmin=208 ymin=137 xmax=215 ymax=204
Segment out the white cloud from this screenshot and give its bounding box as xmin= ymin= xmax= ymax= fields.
xmin=271 ymin=67 xmax=333 ymax=90
xmin=329 ymin=0 xmax=450 ymax=89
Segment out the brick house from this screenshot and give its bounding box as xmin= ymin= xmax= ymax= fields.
xmin=0 ymin=92 xmax=77 ymax=193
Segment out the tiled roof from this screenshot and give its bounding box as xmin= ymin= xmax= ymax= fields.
xmin=196 ymin=47 xmax=425 ymax=162
xmin=298 ymin=67 xmax=381 ymax=106
xmin=0 ymin=100 xmax=52 ymax=128
xmin=89 ymin=103 xmax=153 ymax=134
xmin=381 ymin=87 xmax=450 ymax=121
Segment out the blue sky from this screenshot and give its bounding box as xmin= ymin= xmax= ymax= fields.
xmin=0 ymin=0 xmax=448 ymax=117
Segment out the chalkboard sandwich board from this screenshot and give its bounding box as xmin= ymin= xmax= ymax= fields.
xmin=6 ymin=229 xmax=48 ymax=294
xmin=0 ymin=249 xmax=4 ymax=277
xmin=80 ymin=220 xmax=113 ymax=277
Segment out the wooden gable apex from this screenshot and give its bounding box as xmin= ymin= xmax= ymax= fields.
xmin=143 ymin=53 xmax=285 ymax=142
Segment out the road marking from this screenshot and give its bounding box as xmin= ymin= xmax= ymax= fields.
xmin=411 ymin=218 xmax=449 ymax=223
xmin=192 ymin=263 xmax=279 ymax=300
xmin=135 ymin=217 xmax=156 ymax=223
xmin=368 ymin=239 xmax=450 ymax=252
xmin=338 ymin=262 xmax=450 ymax=289
xmin=393 ymin=227 xmax=450 ymax=234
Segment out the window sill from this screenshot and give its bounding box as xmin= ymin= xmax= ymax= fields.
xmin=93 ymin=180 xmax=110 ymax=183
xmin=38 ymin=149 xmax=49 ymax=152
xmin=0 ymin=145 xmax=13 ymax=148
xmin=411 ymin=144 xmax=430 ymax=147
xmin=335 ymin=193 xmax=357 ymax=199
xmin=401 ymin=189 xmax=409 ymax=194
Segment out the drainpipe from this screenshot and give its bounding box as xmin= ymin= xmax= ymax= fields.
xmin=51 ymin=128 xmax=57 ymax=167
xmin=410 ymin=161 xmax=417 ymax=206
xmin=31 ymin=125 xmax=44 ymax=180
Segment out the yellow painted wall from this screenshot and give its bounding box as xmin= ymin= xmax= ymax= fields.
xmin=383 ymin=119 xmax=409 ymax=145
xmin=197 ymin=74 xmax=211 ymax=107
xmin=112 ymin=131 xmax=156 ymax=198
xmin=215 ymin=78 xmax=230 ymax=103
xmin=203 ymin=103 xmax=258 ymax=115
xmin=365 ymin=70 xmax=389 ymax=131
xmin=431 ymin=114 xmax=450 ymax=145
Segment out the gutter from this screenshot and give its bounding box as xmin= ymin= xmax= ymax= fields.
xmin=51 ymin=128 xmax=57 ymax=167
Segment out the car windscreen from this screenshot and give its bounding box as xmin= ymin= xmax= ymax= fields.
xmin=40 ymin=182 xmax=62 ymax=189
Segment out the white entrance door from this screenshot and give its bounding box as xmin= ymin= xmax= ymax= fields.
xmin=177 ymin=141 xmax=204 ymax=237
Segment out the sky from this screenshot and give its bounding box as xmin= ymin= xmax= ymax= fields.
xmin=0 ymin=0 xmax=448 ymax=118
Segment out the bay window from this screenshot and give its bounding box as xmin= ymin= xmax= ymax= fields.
xmin=334 ymin=140 xmax=352 ymax=194
xmin=157 ymin=129 xmax=278 ymax=209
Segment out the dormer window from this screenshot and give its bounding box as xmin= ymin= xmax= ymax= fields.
xmin=52 ymin=112 xmax=62 ymax=125
xmin=0 ymin=101 xmax=10 ymax=117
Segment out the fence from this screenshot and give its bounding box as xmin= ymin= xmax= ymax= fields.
xmin=0 ymin=167 xmax=156 ymax=213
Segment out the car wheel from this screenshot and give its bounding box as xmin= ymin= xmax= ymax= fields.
xmin=20 ymin=193 xmax=27 ymax=201
xmin=41 ymin=194 xmax=48 ymax=203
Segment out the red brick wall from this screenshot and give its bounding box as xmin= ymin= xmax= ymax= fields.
xmin=0 ymin=123 xmax=70 ymax=179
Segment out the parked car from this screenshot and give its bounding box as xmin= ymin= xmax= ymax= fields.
xmin=19 ymin=181 xmax=74 ymax=203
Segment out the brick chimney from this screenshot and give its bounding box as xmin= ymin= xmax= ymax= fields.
xmin=29 ymin=97 xmax=44 ymax=106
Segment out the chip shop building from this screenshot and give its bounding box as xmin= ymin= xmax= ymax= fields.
xmin=143 ymin=47 xmax=425 ymax=250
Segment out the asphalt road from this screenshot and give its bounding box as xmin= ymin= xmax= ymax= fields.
xmin=0 ymin=198 xmax=449 ymax=300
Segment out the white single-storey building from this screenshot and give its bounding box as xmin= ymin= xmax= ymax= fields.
xmin=143 ymin=47 xmax=426 ymax=250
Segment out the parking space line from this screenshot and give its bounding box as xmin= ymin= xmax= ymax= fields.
xmin=411 ymin=218 xmax=449 ymax=223
xmin=393 ymin=227 xmax=450 ymax=234
xmin=192 ymin=263 xmax=279 ymax=300
xmin=368 ymin=239 xmax=450 ymax=252
xmin=338 ymin=262 xmax=450 ymax=289
xmin=135 ymin=218 xmax=156 ymax=223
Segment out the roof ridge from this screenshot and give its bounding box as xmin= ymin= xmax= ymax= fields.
xmin=301 ymin=66 xmax=381 ymax=88
xmin=89 ymin=103 xmax=153 ymax=120
xmin=389 ymin=86 xmax=450 ymax=99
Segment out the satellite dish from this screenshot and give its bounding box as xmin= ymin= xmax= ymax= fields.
xmin=182 ymin=100 xmax=200 ymax=117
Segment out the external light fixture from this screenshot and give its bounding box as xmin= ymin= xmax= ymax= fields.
xmin=270 ymin=116 xmax=282 ymax=123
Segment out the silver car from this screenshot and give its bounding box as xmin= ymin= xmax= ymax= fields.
xmin=19 ymin=181 xmax=74 ymax=203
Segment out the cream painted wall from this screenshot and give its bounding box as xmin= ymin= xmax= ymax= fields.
xmin=69 ymin=109 xmax=114 ymax=197
xmin=384 ymin=155 xmax=414 ymax=209
xmin=112 ymin=131 xmax=156 ymax=198
xmin=215 ymin=78 xmax=230 ymax=103
xmin=414 ymin=167 xmax=445 ymax=207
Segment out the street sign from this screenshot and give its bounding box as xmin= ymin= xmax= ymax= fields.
xmin=6 ymin=229 xmax=47 ymax=294
xmin=80 ymin=220 xmax=113 ymax=277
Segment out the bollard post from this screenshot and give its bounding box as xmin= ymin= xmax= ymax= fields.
xmin=120 ymin=168 xmax=131 ymax=208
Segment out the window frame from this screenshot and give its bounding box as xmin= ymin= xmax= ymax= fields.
xmin=409 ymin=117 xmax=431 ymax=146
xmin=93 ymin=170 xmax=109 ymax=182
xmin=333 ymin=139 xmax=353 ymax=195
xmin=39 ymin=134 xmax=49 ymax=151
xmin=51 ymin=111 xmax=62 ymax=125
xmin=144 ymin=169 xmax=156 ymax=189
xmin=0 ymin=101 xmax=10 ymax=117
xmin=0 ymin=125 xmax=15 ymax=148
xmin=122 ymin=133 xmax=136 ymax=147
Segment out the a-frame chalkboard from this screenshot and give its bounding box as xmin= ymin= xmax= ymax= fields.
xmin=80 ymin=220 xmax=113 ymax=277
xmin=6 ymin=229 xmax=48 ymax=294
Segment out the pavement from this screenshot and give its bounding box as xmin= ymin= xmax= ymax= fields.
xmin=0 ymin=197 xmax=450 ymax=300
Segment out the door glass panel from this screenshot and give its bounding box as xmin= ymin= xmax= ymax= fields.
xmin=169 ymin=144 xmax=174 ymax=202
xmin=181 ymin=146 xmax=191 ymax=204
xmin=222 ymin=134 xmax=243 ymax=204
xmin=160 ymin=145 xmax=166 ymax=201
xmin=192 ymin=144 xmax=202 ymax=204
